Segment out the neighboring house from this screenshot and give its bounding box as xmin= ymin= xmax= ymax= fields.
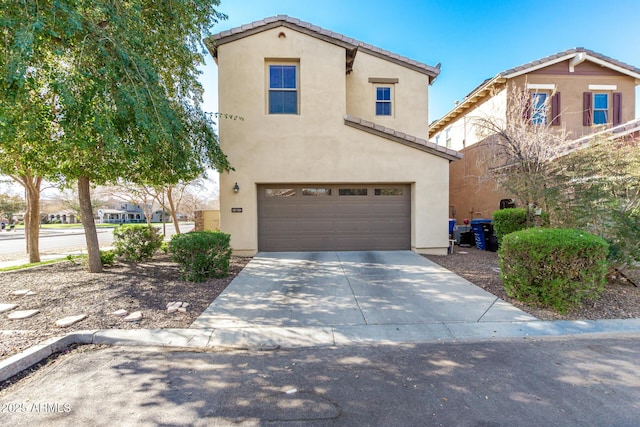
xmin=428 ymin=48 xmax=640 ymax=222
xmin=206 ymin=15 xmax=461 ymax=255
xmin=98 ymin=203 xmax=146 ymax=224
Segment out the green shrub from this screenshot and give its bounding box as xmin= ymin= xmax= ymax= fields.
xmin=499 ymin=228 xmax=609 ymax=314
xmin=113 ymin=224 xmax=163 ymax=262
xmin=169 ymin=231 xmax=232 ymax=282
xmin=492 ymin=208 xmax=528 ymax=245
xmin=100 ymin=250 xmax=116 ymax=266
xmin=160 ymin=241 xmax=169 ymax=254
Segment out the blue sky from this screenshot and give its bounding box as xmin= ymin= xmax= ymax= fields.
xmin=201 ymin=0 xmax=640 ymax=124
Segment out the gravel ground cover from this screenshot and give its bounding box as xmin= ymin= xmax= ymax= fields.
xmin=1 ymin=255 xmax=250 ymax=360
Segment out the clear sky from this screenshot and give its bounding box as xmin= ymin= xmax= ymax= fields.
xmin=201 ymin=0 xmax=640 ymax=125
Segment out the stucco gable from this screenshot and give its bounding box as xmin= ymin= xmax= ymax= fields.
xmin=206 ymin=15 xmax=440 ymax=82
xmin=344 ymin=115 xmax=462 ymax=161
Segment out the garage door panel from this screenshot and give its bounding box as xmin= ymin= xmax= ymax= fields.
xmin=258 ymin=184 xmax=410 ymax=251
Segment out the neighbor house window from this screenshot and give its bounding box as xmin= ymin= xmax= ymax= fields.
xmin=531 ymin=92 xmax=547 ymax=125
xmin=376 ymin=87 xmax=392 ymax=116
xmin=593 ymin=93 xmax=608 ymax=125
xmin=268 ymin=64 xmax=298 ymax=114
xmin=445 ymin=128 xmax=451 ymax=148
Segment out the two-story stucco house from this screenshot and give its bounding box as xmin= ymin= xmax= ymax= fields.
xmin=205 ymin=16 xmax=461 ymax=255
xmin=428 ymin=48 xmax=640 ymax=222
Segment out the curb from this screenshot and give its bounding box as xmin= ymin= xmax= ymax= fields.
xmin=2 ymin=319 xmax=640 ymax=383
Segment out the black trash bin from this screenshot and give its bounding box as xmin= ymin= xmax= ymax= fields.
xmin=481 ymin=222 xmax=498 ymax=252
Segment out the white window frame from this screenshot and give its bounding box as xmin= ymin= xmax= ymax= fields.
xmin=593 ymin=93 xmax=609 ymax=125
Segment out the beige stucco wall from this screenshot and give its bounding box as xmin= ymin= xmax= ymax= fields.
xmin=347 ymin=52 xmax=431 ymax=138
xmin=431 ymin=89 xmax=507 ymax=152
xmin=216 ymin=26 xmax=449 ymax=255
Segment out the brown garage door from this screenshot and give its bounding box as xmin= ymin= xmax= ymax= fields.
xmin=258 ymin=184 xmax=410 ymax=251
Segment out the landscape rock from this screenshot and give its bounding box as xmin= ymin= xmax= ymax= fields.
xmin=8 ymin=309 xmax=40 ymax=320
xmin=124 ymin=311 xmax=143 ymax=322
xmin=111 ymin=309 xmax=128 ymax=316
xmin=55 ymin=314 xmax=88 ymax=327
xmin=167 ymin=302 xmax=182 ymax=313
xmin=167 ymin=301 xmax=189 ymax=313
xmin=0 ymin=303 xmax=18 ymax=314
xmin=11 ymin=289 xmax=36 ymax=297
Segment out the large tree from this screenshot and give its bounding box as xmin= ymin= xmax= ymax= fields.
xmin=1 ymin=1 xmax=232 ymax=271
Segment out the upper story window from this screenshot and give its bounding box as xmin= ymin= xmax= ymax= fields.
xmin=268 ymin=64 xmax=298 ymax=114
xmin=584 ymin=86 xmax=622 ymax=127
xmin=531 ymin=92 xmax=548 ymax=125
xmin=445 ymin=128 xmax=452 ymax=148
xmin=376 ymin=87 xmax=392 ymax=116
xmin=593 ymin=93 xmax=608 ymax=125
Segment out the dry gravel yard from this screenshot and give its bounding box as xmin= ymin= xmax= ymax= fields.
xmin=0 ymin=255 xmax=250 ymax=361
xmin=1 ymin=248 xmax=639 ymax=363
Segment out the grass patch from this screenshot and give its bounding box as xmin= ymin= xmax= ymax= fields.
xmin=0 ymin=256 xmax=80 ymax=272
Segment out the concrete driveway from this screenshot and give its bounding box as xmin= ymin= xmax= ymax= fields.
xmin=191 ymin=251 xmax=536 ymax=337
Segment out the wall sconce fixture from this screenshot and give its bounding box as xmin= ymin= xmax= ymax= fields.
xmin=233 ymin=182 xmax=240 ymax=193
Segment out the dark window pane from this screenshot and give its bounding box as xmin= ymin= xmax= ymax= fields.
xmin=376 ymin=102 xmax=391 ymax=115
xmin=302 ymin=188 xmax=331 ymax=196
xmin=269 ymin=91 xmax=298 ymax=114
xmin=270 ymin=66 xmax=283 ymax=89
xmin=376 ymin=87 xmax=391 ymax=101
xmin=339 ymin=188 xmax=368 ymax=196
xmin=375 ymin=188 xmax=403 ymax=196
xmin=593 ymin=110 xmax=608 ymax=124
xmin=594 ymin=94 xmax=608 ymax=109
xmin=265 ymin=188 xmax=296 ymax=197
xmin=282 ymin=66 xmax=296 ymax=88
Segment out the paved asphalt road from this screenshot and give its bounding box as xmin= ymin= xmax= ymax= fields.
xmin=1 ymin=334 xmax=639 ymax=426
xmin=0 ymin=223 xmax=192 ymax=260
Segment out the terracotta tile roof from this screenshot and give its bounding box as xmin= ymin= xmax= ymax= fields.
xmin=344 ymin=115 xmax=463 ymax=161
xmin=429 ymin=48 xmax=640 ymax=137
xmin=206 ymin=15 xmax=440 ymax=81
xmin=499 ymin=47 xmax=640 ymax=78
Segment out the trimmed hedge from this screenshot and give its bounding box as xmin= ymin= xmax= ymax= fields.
xmin=499 ymin=228 xmax=609 ymax=314
xmin=492 ymin=208 xmax=528 ymax=245
xmin=169 ymin=231 xmax=232 ymax=282
xmin=113 ymin=224 xmax=163 ymax=262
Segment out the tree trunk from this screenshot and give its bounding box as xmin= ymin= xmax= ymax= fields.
xmin=78 ymin=176 xmax=102 ymax=273
xmin=166 ymin=187 xmax=181 ymax=234
xmin=24 ymin=177 xmax=42 ymax=263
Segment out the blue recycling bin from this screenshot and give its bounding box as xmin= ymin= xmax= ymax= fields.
xmin=448 ymin=219 xmax=456 ymax=237
xmin=470 ymin=219 xmax=492 ymax=250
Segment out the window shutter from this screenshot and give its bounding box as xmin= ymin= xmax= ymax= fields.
xmin=551 ymin=92 xmax=561 ymax=126
xmin=613 ymin=92 xmax=622 ymax=126
xmin=583 ymin=92 xmax=592 ymax=126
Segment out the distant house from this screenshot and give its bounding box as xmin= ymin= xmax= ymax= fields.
xmin=206 ymin=15 xmax=460 ymax=255
xmin=428 ymin=48 xmax=640 ymax=222
xmin=98 ymin=203 xmax=145 ymax=224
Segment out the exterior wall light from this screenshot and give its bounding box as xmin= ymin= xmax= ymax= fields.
xmin=233 ymin=182 xmax=240 ymax=193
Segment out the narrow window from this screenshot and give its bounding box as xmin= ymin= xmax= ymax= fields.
xmin=531 ymin=92 xmax=547 ymax=125
xmin=269 ymin=65 xmax=298 ymax=114
xmin=593 ymin=93 xmax=608 ymax=125
xmin=375 ymin=188 xmax=403 ymax=196
xmin=302 ymin=188 xmax=331 ymax=196
xmin=445 ymin=128 xmax=452 ymax=148
xmin=339 ymin=188 xmax=368 ymax=196
xmin=265 ymin=188 xmax=296 ymax=197
xmin=376 ymin=87 xmax=392 ymax=116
